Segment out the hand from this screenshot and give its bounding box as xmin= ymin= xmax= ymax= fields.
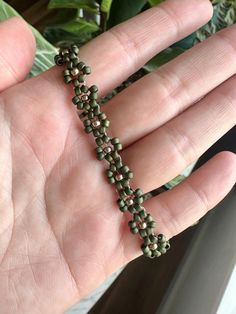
xmin=0 ymin=0 xmax=235 ymax=313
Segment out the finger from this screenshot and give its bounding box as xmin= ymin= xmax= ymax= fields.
xmin=144 ymin=152 xmax=236 ymax=240
xmin=34 ymin=0 xmax=212 ymax=106
xmin=121 ymin=74 xmax=236 ymax=192
xmin=124 ymin=151 xmax=236 ymax=260
xmin=0 ymin=17 xmax=35 ymax=92
xmin=105 ymin=23 xmax=236 ymax=147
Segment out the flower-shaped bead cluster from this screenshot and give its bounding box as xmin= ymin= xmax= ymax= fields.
xmin=128 ymin=212 xmax=156 ymax=236
xmin=106 ymin=164 xmax=133 ymax=191
xmin=95 ymin=136 xmax=122 ymax=161
xmin=117 ymin=188 xmax=144 ymax=213
xmin=141 ymin=234 xmax=171 ymax=258
xmin=80 ymin=111 xmax=110 ymax=137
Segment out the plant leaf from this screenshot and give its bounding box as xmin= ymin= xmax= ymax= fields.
xmin=143 ymin=47 xmax=184 ymax=72
xmin=0 ymin=0 xmax=57 ymax=77
xmin=100 ymin=0 xmax=113 ymax=19
xmin=48 ymin=0 xmax=99 ymax=12
xmin=107 ymin=0 xmax=147 ymax=28
xmin=148 ymin=0 xmax=164 ymax=6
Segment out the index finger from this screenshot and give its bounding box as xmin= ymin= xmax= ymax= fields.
xmin=39 ymin=0 xmax=213 ymax=98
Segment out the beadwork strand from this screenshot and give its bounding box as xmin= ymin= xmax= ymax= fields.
xmin=54 ymin=44 xmax=170 ymax=259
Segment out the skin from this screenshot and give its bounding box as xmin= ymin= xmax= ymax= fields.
xmin=0 ymin=0 xmax=235 ymax=312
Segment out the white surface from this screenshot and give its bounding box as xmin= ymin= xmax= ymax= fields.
xmin=217 ymin=264 xmax=236 ymax=314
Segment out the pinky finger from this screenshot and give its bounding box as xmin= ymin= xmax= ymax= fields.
xmin=144 ymin=151 xmax=236 ymax=241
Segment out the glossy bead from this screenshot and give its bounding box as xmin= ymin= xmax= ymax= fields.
xmin=149 ymin=243 xmax=158 ymax=250
xmin=83 ymin=66 xmax=91 ymax=74
xmin=104 ymin=146 xmax=112 ymax=154
xmin=77 ymin=61 xmax=85 ymax=70
xmin=78 ymin=75 xmax=85 ymax=83
xmin=71 ymin=68 xmax=79 ymax=76
xmin=64 ymin=76 xmax=72 ymax=84
xmin=89 ymin=85 xmax=98 ymax=93
xmin=81 ymin=95 xmax=89 ymax=101
xmin=115 ymin=173 xmax=123 ymax=181
xmin=54 ymin=55 xmax=63 ymax=66
xmin=92 ymin=119 xmax=101 ymax=128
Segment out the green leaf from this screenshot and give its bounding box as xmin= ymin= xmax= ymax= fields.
xmin=0 ymin=0 xmax=57 ymax=77
xmin=107 ymin=0 xmax=147 ymax=28
xmin=143 ymin=47 xmax=184 ymax=72
xmin=48 ymin=0 xmax=99 ymax=12
xmin=44 ymin=18 xmax=99 ymax=46
xmin=56 ymin=18 xmax=99 ymax=33
xmin=148 ymin=0 xmax=164 ymax=6
xmin=100 ymin=0 xmax=113 ymax=19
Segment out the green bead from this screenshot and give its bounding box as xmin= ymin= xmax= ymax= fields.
xmin=146 ymin=214 xmax=153 ymax=222
xmin=88 ymin=111 xmax=94 ymax=119
xmin=134 ymin=203 xmax=141 ymax=211
xmin=81 ymin=85 xmax=89 ymax=93
xmin=83 ymin=119 xmax=91 ymax=127
xmin=131 ymin=227 xmax=139 ymax=234
xmin=83 ymin=66 xmax=91 ymax=74
xmin=73 ymin=79 xmax=80 ymax=87
xmin=128 ymin=221 xmax=136 ymax=228
xmin=103 ymin=119 xmax=110 ymax=128
xmin=74 ymin=87 xmax=81 ymax=95
xmin=124 ymin=187 xmax=133 ymax=195
xmin=94 ymin=106 xmax=100 ymax=115
xmin=77 ymin=61 xmax=85 ymax=70
xmin=120 ymin=165 xmax=129 ymax=174
xmin=128 ymin=206 xmax=136 ymax=214
xmin=159 ymin=248 xmax=167 ymax=254
xmin=64 ymin=76 xmax=72 ymax=84
xmin=97 ymin=152 xmax=105 ymax=160
xmin=127 ymin=171 xmax=133 ymax=179
xmin=110 ymin=164 xmax=116 ymax=172
xmin=104 ymin=152 xmax=112 ymax=161
xmin=89 ymin=92 xmax=98 ymax=100
xmin=119 ymin=190 xmax=126 ymax=199
xmin=118 ymin=199 xmax=125 ymax=207
xmin=89 ymin=85 xmax=98 ymax=93
xmin=68 ymin=61 xmax=73 ymax=69
xmin=111 ymin=137 xmax=120 ymax=145
xmin=114 ymin=158 xmax=122 ymax=168
xmin=99 ymin=112 xmax=106 ymax=120
xmin=143 ymin=237 xmax=151 ymax=246
xmin=96 ymin=147 xmax=103 ymax=154
xmin=72 ymin=96 xmax=80 ymax=105
xmin=85 ymin=125 xmax=93 ymax=133
xmin=72 ymin=59 xmax=79 ymax=67
xmin=165 ymin=242 xmax=171 ymax=250
xmin=149 ymin=234 xmax=158 ymax=243
xmin=106 ymin=170 xmax=113 ymax=178
xmin=69 ymin=52 xmax=77 ymax=60
xmin=95 ymin=137 xmax=103 ymax=146
xmin=54 ymin=55 xmax=63 ymax=66
xmin=149 ymin=221 xmax=156 ymax=228
xmin=134 ymin=214 xmax=141 ymax=222
xmin=108 ymin=177 xmax=115 ymax=184
xmin=84 ymin=103 xmax=90 ymax=110
xmin=158 ymin=234 xmax=166 ymax=243
xmin=78 ymin=75 xmax=85 ymax=83
xmin=141 ymin=244 xmax=150 ymax=254
xmin=153 ymin=250 xmax=161 ymax=257
xmin=63 ymin=69 xmax=70 ymax=76
xmin=134 ymin=188 xmax=143 ymax=197
xmin=135 ymin=196 xmax=143 ymax=204
xmin=71 ymin=44 xmax=79 ymax=54
xmin=120 ymin=205 xmax=128 ymax=213
xmin=90 ymin=100 xmax=98 ymax=108
xmin=114 ymin=143 xmax=122 ymax=151
xmin=115 ymin=182 xmax=123 ymax=190
xmin=139 ymin=229 xmax=147 ymax=238
xmin=77 ymin=102 xmax=84 ymax=110
xmin=139 ymin=209 xmax=146 ymax=218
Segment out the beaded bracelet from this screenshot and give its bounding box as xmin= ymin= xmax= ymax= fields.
xmin=54 ymin=44 xmax=170 ymax=259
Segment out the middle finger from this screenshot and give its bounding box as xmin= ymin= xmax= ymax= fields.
xmin=104 ymin=24 xmax=236 ymax=147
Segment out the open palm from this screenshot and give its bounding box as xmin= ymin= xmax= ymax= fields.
xmin=0 ymin=0 xmax=236 ymax=313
